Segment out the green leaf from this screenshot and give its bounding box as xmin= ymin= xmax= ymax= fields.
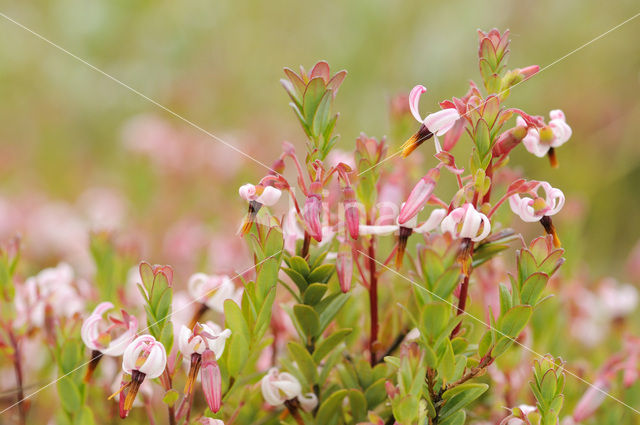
xmin=313 ymin=328 xmax=352 ymax=362
xmin=226 ymin=331 xmax=249 ymax=377
xmin=60 ymin=340 xmax=82 ymax=375
xmin=294 ymin=304 xmax=320 ymax=338
xmin=420 ymin=302 xmax=450 ymax=341
xmin=393 ymin=395 xmax=419 ymax=424
xmin=433 ymin=268 xmax=462 ymax=299
xmin=58 ymin=376 xmax=82 ymax=413
xmin=474 ymin=119 xmax=491 ymax=158
xmin=287 ymin=342 xmax=318 ymax=385
xmin=520 ymin=272 xmax=549 ymax=306
xmin=303 ymin=283 xmax=328 ymax=305
xmin=303 ymin=77 xmax=327 ymax=129
xmin=312 ymin=91 xmax=333 ymax=137
xmin=364 ymin=378 xmax=387 ymax=408
xmin=289 ymin=256 xmax=310 ymax=278
xmin=347 ymin=389 xmax=367 ymax=422
xmin=517 ymin=249 xmax=537 ymax=285
xmin=439 ymin=410 xmax=466 ymax=425
xmin=162 ymin=389 xmax=179 ymax=406
xmin=498 ymin=305 xmax=532 ymax=338
xmin=283 ymin=268 xmax=308 ymax=293
xmin=74 ymin=406 xmax=95 ymax=425
xmin=318 ymin=293 xmax=349 ymax=333
xmin=438 ymin=339 xmax=456 ymax=384
xmin=254 ymin=288 xmax=276 ymax=341
xmin=308 ymin=263 xmax=335 ymax=283
xmin=499 ymin=283 xmax=512 ymax=314
xmin=438 ymin=383 xmax=488 ymax=420
xmin=225 ymin=300 xmax=251 ymax=343
xmin=316 ymin=389 xmax=347 ymax=425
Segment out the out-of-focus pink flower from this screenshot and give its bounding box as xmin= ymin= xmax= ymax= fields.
xmin=188 ymin=273 xmax=242 ymax=313
xmin=509 ymin=181 xmax=564 ymax=223
xmin=572 ymin=379 xmax=609 ymax=422
xmin=261 ymin=368 xmax=302 ymax=405
xmin=122 ymin=335 xmax=167 ymax=379
xmin=77 ymin=187 xmax=128 ymax=231
xmin=336 ymin=243 xmax=353 ymax=293
xmin=398 ymin=169 xmax=439 ymax=225
xmin=343 ymin=186 xmax=359 ymax=239
xmin=197 ymin=419 xmax=225 ymax=425
xmin=441 ymin=204 xmax=491 ymax=242
xmin=15 ymin=263 xmax=88 ymax=328
xmin=261 ymin=368 xmax=316 ymax=408
xmin=303 ymin=194 xmax=323 ymax=242
xmin=201 ymin=349 xmax=222 ymax=413
xmin=326 ymin=149 xmax=356 ymax=169
xmin=81 ymin=302 xmax=138 ymax=356
xmin=598 ymin=278 xmax=638 ymax=319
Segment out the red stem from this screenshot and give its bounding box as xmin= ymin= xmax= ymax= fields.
xmin=368 ymin=226 xmax=379 ymax=365
xmin=9 ymin=330 xmax=26 ymax=425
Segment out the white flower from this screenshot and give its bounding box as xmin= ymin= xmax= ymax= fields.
xmin=261 ymin=368 xmax=302 ymax=406
xmin=81 ymin=302 xmax=138 ymax=356
xmin=359 ymin=208 xmax=447 ymax=236
xmin=238 ymin=184 xmax=281 ymax=206
xmin=122 ymin=335 xmax=167 ymax=379
xmin=509 ymin=181 xmax=564 ymax=223
xmin=188 ymin=273 xmax=242 ymax=313
xmin=178 ymin=322 xmax=231 ymax=358
xmin=441 ymin=204 xmax=491 ymax=242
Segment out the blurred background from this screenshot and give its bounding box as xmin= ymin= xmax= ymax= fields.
xmin=0 ymin=0 xmax=640 ymax=423
xmin=0 ymin=1 xmax=638 ymax=278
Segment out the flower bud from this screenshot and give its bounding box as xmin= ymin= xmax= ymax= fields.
xmin=343 ymin=186 xmax=359 ymax=239
xmin=303 ymin=194 xmax=323 ymax=242
xmin=201 ymin=349 xmax=222 ymax=413
xmin=398 ymin=169 xmax=439 ymax=225
xmin=336 ymin=244 xmax=353 ymax=293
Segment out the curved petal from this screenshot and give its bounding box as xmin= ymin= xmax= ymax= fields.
xmin=459 ymin=204 xmax=482 ymax=239
xmin=414 ymin=209 xmax=447 ymax=234
xmin=257 ymin=186 xmax=282 ymax=206
xmin=358 ymin=224 xmax=398 ymax=236
xmin=238 ymin=184 xmax=257 ymax=202
xmin=471 ymin=212 xmax=491 ymax=242
xmin=409 ymin=85 xmax=427 ymax=123
xmin=424 ymin=109 xmax=460 ymax=136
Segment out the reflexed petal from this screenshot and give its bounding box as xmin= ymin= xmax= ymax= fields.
xmin=409 ymin=85 xmax=427 ymax=123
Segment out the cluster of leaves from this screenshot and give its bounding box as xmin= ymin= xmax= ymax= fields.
xmin=281 ymin=61 xmax=347 ymax=160
xmin=55 ymin=337 xmax=95 ymax=425
xmin=527 ymin=356 xmax=566 ymax=425
xmin=138 ymin=262 xmax=174 ymax=352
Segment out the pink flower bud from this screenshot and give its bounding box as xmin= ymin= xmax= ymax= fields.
xmin=398 ymin=171 xmax=439 ymax=225
xmin=441 ymin=203 xmax=491 ymax=242
xmin=336 ymin=244 xmax=353 ymax=293
xmin=201 ymin=349 xmax=222 ymax=413
xmin=343 ymin=186 xmax=359 ymax=239
xmin=517 ymin=65 xmax=540 ymax=80
xmin=304 ymin=194 xmax=323 ymax=242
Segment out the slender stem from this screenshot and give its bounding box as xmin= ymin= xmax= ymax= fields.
xmin=161 ymin=368 xmax=176 ymax=425
xmin=451 ymin=239 xmax=474 ymax=337
xmin=482 ymin=160 xmax=493 ymax=204
xmin=445 ymin=356 xmax=493 ymax=389
xmin=9 ymin=330 xmax=26 ymax=425
xmin=301 ymin=232 xmax=311 ymax=258
xmin=368 ymin=230 xmax=379 ymax=365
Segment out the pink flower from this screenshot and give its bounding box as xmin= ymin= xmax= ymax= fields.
xmin=188 ymin=273 xmax=242 ymax=313
xmin=261 ymin=368 xmax=302 ymax=405
xmin=509 ymin=181 xmax=564 ymax=222
xmin=572 ymin=379 xmax=608 ymax=422
xmin=122 ymin=335 xmax=167 ymax=379
xmin=336 ymin=243 xmax=353 ymax=293
xmin=343 ymin=186 xmax=360 ymax=239
xmin=261 ymin=368 xmax=316 ymax=409
xmin=238 ymin=184 xmax=282 ymax=206
xmin=359 ymin=208 xmax=447 ymax=237
xmin=201 ymin=349 xmax=222 ymax=413
xmin=398 ymin=170 xmax=439 ymax=225
xmin=519 ymin=109 xmax=571 ymax=158
xmin=178 ymin=322 xmax=231 ymax=358
xmin=81 ymin=302 xmax=138 ymax=356
xmin=441 ymin=204 xmax=491 ymax=242
xmin=303 ymin=194 xmax=323 ymax=242
xmin=403 ymin=85 xmax=461 ymax=154
xmin=120 ymin=335 xmax=167 ymax=414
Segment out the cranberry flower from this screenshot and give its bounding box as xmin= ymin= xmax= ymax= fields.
xmin=360 ymin=207 xmax=447 ymax=267
xmin=509 ymin=181 xmax=564 ymax=247
xmin=401 ymin=85 xmax=461 ymax=156
xmin=440 ymin=203 xmax=491 ymax=242
xmin=261 ymin=368 xmax=318 ymax=412
xmin=179 ymin=322 xmax=231 ymax=399
xmin=519 ymin=110 xmax=571 ymax=167
xmin=398 ymin=168 xmax=439 ymax=225
xmin=81 ymin=301 xmax=138 ymax=381
xmin=188 ymin=272 xmax=242 ymax=326
xmin=239 ymin=183 xmax=282 ymax=234
xmin=119 ymin=335 xmax=167 ymax=416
